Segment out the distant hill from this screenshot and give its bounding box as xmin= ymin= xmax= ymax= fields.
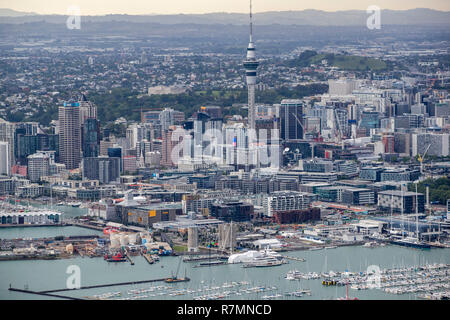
xmin=0 ymin=8 xmax=448 ymax=25
xmin=286 ymin=50 xmax=388 ymax=72
xmin=0 ymin=8 xmax=37 ymax=17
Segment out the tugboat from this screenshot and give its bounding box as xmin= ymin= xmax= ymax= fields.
xmin=104 ymin=252 xmax=127 ymax=262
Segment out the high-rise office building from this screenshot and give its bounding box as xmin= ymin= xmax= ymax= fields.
xmin=279 ymin=99 xmax=304 ymax=141
xmin=159 ymin=108 xmax=185 ymax=132
xmin=0 ymin=142 xmax=10 ymax=176
xmin=328 ymin=79 xmax=358 ymax=95
xmin=161 ymin=127 xmax=180 ymax=167
xmin=0 ymin=118 xmax=16 ymax=167
xmin=382 ymin=135 xmax=395 ymax=153
xmin=78 ymin=94 xmax=97 ymax=125
xmin=82 ymin=118 xmax=100 ymax=158
xmin=58 ymin=102 xmax=81 ymax=170
xmin=27 ymin=152 xmax=50 ymax=182
xmin=412 ymin=133 xmax=450 ymax=157
xmin=107 ymin=147 xmax=122 ymax=172
xmin=82 ymin=157 xmax=120 ymax=184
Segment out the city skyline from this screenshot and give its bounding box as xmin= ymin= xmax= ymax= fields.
xmin=0 ymin=0 xmax=449 ymax=305
xmin=1 ymin=0 xmax=450 ymax=15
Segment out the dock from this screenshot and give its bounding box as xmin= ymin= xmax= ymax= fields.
xmin=143 ymin=253 xmax=154 ymax=264
xmin=38 ymin=278 xmax=177 ymax=294
xmin=193 ymin=260 xmax=226 ymax=268
xmin=183 ymin=254 xmax=228 ymax=262
xmin=9 ymin=287 xmax=83 ymax=300
xmin=281 ymin=255 xmax=306 ymax=262
xmin=125 ymin=251 xmax=134 ymax=265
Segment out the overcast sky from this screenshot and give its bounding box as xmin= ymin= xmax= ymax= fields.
xmin=1 ymin=0 xmax=449 ymax=15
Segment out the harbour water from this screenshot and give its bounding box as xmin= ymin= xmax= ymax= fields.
xmin=1 ymin=225 xmax=449 ymax=300
xmin=0 ymin=225 xmax=103 ymax=239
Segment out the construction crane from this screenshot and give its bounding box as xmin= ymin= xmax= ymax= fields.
xmin=292 ymin=112 xmax=316 ymax=158
xmin=418 ymin=143 xmax=431 ymax=174
xmin=334 ymin=109 xmax=345 ymax=150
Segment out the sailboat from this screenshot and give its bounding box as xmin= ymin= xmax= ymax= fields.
xmin=391 ymin=183 xmax=430 ymax=249
xmin=165 ymin=250 xmax=190 ymax=283
xmin=337 ymin=280 xmax=358 ymax=300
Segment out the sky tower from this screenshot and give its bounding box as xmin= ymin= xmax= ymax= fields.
xmin=243 ymin=0 xmax=259 ymax=130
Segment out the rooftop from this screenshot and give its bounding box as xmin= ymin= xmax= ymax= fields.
xmin=378 ymin=190 xmax=423 ymax=196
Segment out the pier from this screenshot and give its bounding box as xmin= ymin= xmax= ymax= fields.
xmin=8 ymin=287 xmax=83 ymax=300
xmin=125 ymin=251 xmax=134 ymax=265
xmin=38 ymin=277 xmax=181 ymax=294
xmin=143 ymin=253 xmax=154 ymax=264
xmin=281 ymin=255 xmax=306 ymax=262
xmin=182 ymin=254 xmax=228 ymax=262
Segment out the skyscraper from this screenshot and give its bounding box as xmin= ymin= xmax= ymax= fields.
xmin=0 ymin=141 xmax=10 ymax=176
xmin=161 ymin=128 xmax=176 ymax=167
xmin=59 ymin=102 xmax=81 ymax=170
xmin=27 ymin=152 xmax=50 ymax=182
xmin=279 ymin=99 xmax=304 ymax=141
xmin=82 ymin=157 xmax=120 ymax=184
xmin=243 ymin=0 xmax=259 ymax=130
xmin=82 ymin=118 xmax=100 ymax=158
xmin=78 ymin=94 xmax=97 ymax=125
xmin=0 ymin=118 xmax=16 ymax=168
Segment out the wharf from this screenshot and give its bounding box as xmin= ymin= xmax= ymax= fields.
xmin=39 ymin=277 xmax=181 ymax=294
xmin=143 ymin=253 xmax=154 ymax=264
xmin=125 ymin=251 xmax=134 ymax=265
xmin=67 ymin=221 xmax=104 ymax=231
xmin=8 ymin=287 xmax=83 ymax=300
xmin=281 ymin=255 xmax=306 ymax=262
xmin=183 ymin=254 xmax=228 ymax=262
xmin=0 ymin=223 xmax=67 ymax=228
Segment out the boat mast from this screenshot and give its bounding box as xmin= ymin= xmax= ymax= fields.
xmin=401 ymin=184 xmax=404 ymax=239
xmin=50 ymin=183 xmax=53 ymax=209
xmin=415 ymin=182 xmax=419 ymax=241
xmin=390 ymin=193 xmax=393 ymax=235
xmin=230 ymin=220 xmax=233 ymax=255
xmin=346 ymin=279 xmax=349 ymax=300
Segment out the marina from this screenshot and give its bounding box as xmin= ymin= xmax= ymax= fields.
xmin=1 ymin=242 xmax=449 ymax=300
xmin=0 ymin=203 xmax=449 ymax=300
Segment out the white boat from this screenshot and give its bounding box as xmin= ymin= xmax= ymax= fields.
xmin=363 ymin=241 xmax=380 ymax=248
xmin=243 ymin=256 xmax=284 ymax=268
xmin=228 ymin=249 xmax=284 ymax=264
xmin=285 ymin=270 xmax=302 ymax=280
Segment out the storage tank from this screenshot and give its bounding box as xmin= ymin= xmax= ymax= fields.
xmin=110 ymin=233 xmax=121 ymax=248
xmin=65 ymin=244 xmax=74 ymax=254
xmin=120 ymin=234 xmax=129 ymax=246
xmin=128 ymin=233 xmax=137 ymax=245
